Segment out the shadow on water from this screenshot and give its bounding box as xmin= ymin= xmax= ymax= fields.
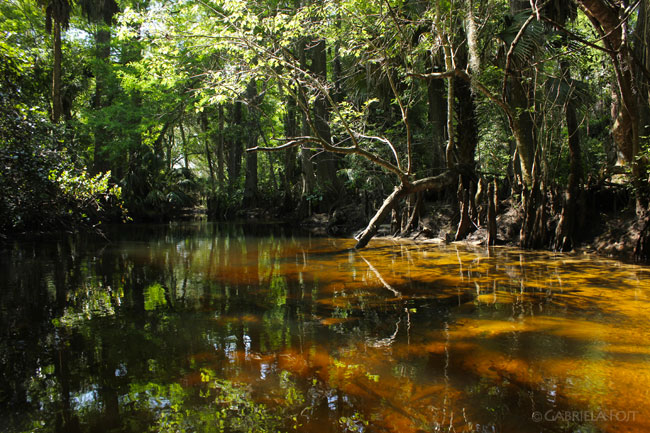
xmin=1 ymin=222 xmax=650 ymax=433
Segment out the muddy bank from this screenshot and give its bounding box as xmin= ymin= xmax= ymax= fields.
xmin=298 ymin=197 xmax=647 ymax=263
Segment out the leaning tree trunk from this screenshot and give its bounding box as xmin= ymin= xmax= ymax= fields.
xmin=355 ymin=185 xmax=409 ymax=249
xmin=355 ymin=172 xmax=455 ymax=249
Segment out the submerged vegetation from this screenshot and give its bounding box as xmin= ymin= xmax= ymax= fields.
xmin=3 ymin=0 xmax=650 ymax=256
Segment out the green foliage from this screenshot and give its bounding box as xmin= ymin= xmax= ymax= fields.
xmin=1 ymin=0 xmax=645 ymax=237
xmin=50 ymin=168 xmax=125 ymax=222
xmin=149 ymin=368 xmax=308 ymax=433
xmin=0 ymin=41 xmax=125 ymax=235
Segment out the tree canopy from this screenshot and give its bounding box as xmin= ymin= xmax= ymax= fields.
xmin=2 ymin=0 xmax=650 ymax=256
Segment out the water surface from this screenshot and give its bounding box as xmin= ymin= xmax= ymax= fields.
xmin=1 ymin=222 xmax=649 ymax=432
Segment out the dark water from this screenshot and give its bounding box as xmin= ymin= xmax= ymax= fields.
xmin=2 ymin=222 xmax=650 ymax=433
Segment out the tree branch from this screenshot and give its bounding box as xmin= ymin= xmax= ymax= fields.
xmin=502 ymin=13 xmax=536 ymax=101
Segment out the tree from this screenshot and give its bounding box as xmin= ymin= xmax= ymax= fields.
xmin=77 ymin=0 xmax=119 ymax=172
xmin=40 ymin=0 xmax=72 ymax=123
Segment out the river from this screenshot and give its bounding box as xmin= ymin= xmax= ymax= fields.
xmin=1 ymin=222 xmax=649 ymax=432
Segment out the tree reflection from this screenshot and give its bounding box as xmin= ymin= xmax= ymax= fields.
xmin=1 ymin=224 xmax=650 ymax=432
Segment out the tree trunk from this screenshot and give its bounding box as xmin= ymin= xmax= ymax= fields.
xmin=475 ymin=177 xmax=487 ymax=226
xmin=309 ymin=38 xmax=343 ymax=208
xmin=634 ymin=0 xmax=650 ymax=149
xmin=296 ymin=36 xmax=317 ymax=216
xmin=355 ymin=172 xmax=455 ymax=249
xmin=282 ymin=90 xmax=299 ymax=211
xmin=400 ymin=193 xmax=421 ymax=235
xmin=454 ymin=71 xmax=479 ymax=240
xmin=243 ymin=80 xmax=260 ymax=207
xmin=428 ymin=72 xmax=447 ymax=170
xmin=487 ymin=180 xmax=498 ymax=245
xmin=217 ymin=105 xmax=225 ymax=189
xmin=179 ymin=121 xmax=189 ymax=170
xmin=92 ymin=27 xmax=112 ymax=173
xmin=578 ymin=0 xmax=640 ymax=168
xmin=200 ymin=112 xmax=216 ymax=194
xmin=504 ymin=1 xmax=547 ymax=247
xmin=355 ymin=185 xmax=409 ymax=249
xmin=520 ymin=172 xmax=547 ymax=249
xmin=507 ymin=76 xmax=537 ymax=187
xmin=633 ymin=0 xmax=650 ymax=214
xmin=505 ymin=1 xmax=539 ymax=187
xmin=229 ymin=101 xmax=243 ymax=193
xmin=52 ymin=19 xmax=63 ymax=123
xmin=636 ymin=216 xmax=650 ymax=260
xmin=455 ymin=180 xmax=473 ymax=240
xmin=554 ymin=61 xmax=582 ymax=252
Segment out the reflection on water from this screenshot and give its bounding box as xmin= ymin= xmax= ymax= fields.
xmin=1 ymin=222 xmax=650 ymax=433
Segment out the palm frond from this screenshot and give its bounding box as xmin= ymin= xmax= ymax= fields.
xmin=499 ymin=10 xmax=546 ymax=65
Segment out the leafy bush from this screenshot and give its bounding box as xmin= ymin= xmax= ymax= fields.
xmin=0 ymin=46 xmax=126 ymax=236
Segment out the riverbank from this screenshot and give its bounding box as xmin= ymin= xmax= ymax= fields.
xmin=299 ymin=198 xmax=646 ymax=263
xmin=2 ymin=193 xmax=645 ymax=264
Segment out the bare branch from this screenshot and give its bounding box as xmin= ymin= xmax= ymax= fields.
xmin=356 ymin=134 xmax=401 ymax=168
xmin=408 ymin=70 xmax=457 ymax=80
xmin=502 ymin=13 xmax=536 ymax=101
